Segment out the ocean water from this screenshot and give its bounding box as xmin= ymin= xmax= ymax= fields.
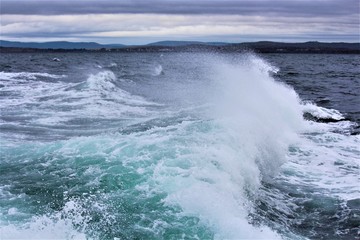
xmin=0 ymin=52 xmax=359 ymax=239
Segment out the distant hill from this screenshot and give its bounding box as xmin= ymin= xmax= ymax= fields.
xmin=146 ymin=41 xmax=203 ymax=46
xmin=234 ymin=41 xmax=360 ymax=51
xmin=0 ymin=40 xmax=359 ymax=53
xmin=146 ymin=41 xmax=360 ymax=53
xmin=0 ymin=40 xmax=126 ymax=49
xmin=146 ymin=41 xmax=230 ymax=47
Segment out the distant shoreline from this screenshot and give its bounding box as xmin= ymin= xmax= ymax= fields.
xmin=1 ymin=40 xmax=359 ymax=54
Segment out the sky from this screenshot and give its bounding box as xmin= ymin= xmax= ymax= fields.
xmin=0 ymin=0 xmax=359 ymax=44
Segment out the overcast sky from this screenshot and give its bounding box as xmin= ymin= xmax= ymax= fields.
xmin=1 ymin=0 xmax=359 ymax=44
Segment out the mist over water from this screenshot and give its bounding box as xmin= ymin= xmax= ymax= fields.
xmin=0 ymin=52 xmax=359 ymax=239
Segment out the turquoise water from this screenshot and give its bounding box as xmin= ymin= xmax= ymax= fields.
xmin=0 ymin=53 xmax=359 ymax=239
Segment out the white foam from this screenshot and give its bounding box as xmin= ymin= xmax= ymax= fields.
xmin=211 ymin=55 xmax=304 ymax=177
xmin=145 ymin=54 xmax=304 ymax=239
xmin=249 ymin=56 xmax=280 ymax=74
xmin=152 ymin=65 xmax=163 ymax=76
xmin=0 ymin=70 xmax=155 ymax=127
xmin=302 ymin=102 xmax=345 ymax=120
xmin=166 ymin=183 xmax=280 ymax=239
xmin=0 ymin=196 xmax=117 ymax=240
xmin=0 ymin=71 xmax=66 ymax=81
xmin=283 ymin=128 xmax=360 ymax=201
xmin=0 ymin=200 xmax=87 ymax=240
xmin=108 ymin=62 xmax=117 ymax=67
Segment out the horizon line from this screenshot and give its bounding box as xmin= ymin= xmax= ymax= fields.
xmin=1 ymin=39 xmax=360 ymax=46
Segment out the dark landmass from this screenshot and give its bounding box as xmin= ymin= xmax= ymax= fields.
xmin=0 ymin=40 xmax=359 ymax=54
xmin=0 ymin=40 xmax=126 ymax=49
xmin=146 ymin=41 xmax=231 ymax=47
xmin=146 ymin=41 xmax=207 ymax=47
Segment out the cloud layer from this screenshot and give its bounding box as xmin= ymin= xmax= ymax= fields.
xmin=2 ymin=0 xmax=358 ymax=17
xmin=1 ymin=0 xmax=359 ymax=43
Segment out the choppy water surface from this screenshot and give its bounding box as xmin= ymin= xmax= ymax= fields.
xmin=0 ymin=52 xmax=359 ymax=239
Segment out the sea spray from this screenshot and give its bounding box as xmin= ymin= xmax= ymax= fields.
xmin=1 ymin=52 xmax=356 ymax=239
xmin=210 ymin=55 xmax=304 ymax=177
xmin=152 ymin=54 xmax=305 ymax=239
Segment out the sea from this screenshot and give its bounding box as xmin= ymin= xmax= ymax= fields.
xmin=0 ymin=51 xmax=359 ymax=240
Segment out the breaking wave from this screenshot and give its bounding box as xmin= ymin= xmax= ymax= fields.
xmin=0 ymin=53 xmax=358 ymax=239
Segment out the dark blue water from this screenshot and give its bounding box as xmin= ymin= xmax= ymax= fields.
xmin=0 ymin=52 xmax=359 ymax=239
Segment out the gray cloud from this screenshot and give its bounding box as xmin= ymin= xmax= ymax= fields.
xmin=1 ymin=0 xmax=358 ymax=43
xmin=1 ymin=0 xmax=358 ymax=17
